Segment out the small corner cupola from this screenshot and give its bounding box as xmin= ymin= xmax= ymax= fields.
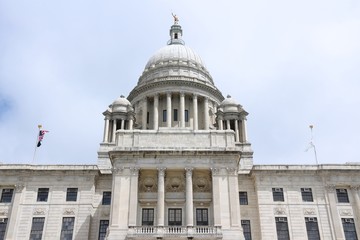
xmin=168 ymin=13 xmax=184 ymax=45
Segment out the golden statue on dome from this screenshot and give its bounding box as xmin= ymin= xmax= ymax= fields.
xmin=172 ymin=13 xmax=179 ymax=24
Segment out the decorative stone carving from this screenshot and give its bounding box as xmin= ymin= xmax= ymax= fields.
xmin=33 ymin=208 xmax=46 ymax=215
xmin=350 ymin=185 xmax=360 ymax=191
xmin=63 ymin=208 xmax=75 ymax=215
xmin=112 ymin=167 xmax=124 ymax=175
xmin=101 ymin=210 xmax=110 ymax=217
xmin=15 ymin=184 xmax=25 ymax=193
xmin=130 ymin=167 xmax=140 ymax=176
xmin=303 ymin=208 xmax=316 ymax=215
xmin=166 ymin=175 xmax=185 ymax=192
xmin=325 ymin=184 xmax=336 ymax=192
xmin=226 ymin=168 xmax=237 ymax=175
xmin=274 ymin=207 xmax=286 ymax=215
xmin=139 ymin=175 xmax=157 ymax=192
xmin=210 ymin=168 xmax=220 ymax=176
xmin=0 ymin=209 xmax=8 ymax=216
xmin=339 ymin=209 xmax=353 ymax=216
xmin=193 ymin=174 xmax=212 ymax=192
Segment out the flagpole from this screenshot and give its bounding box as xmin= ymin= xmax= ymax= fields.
xmin=309 ymin=125 xmax=319 ymax=165
xmin=32 ymin=124 xmax=42 ymax=164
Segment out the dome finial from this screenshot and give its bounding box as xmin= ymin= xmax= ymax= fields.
xmin=172 ymin=13 xmax=179 ymax=25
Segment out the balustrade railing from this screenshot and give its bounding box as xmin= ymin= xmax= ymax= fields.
xmin=128 ymin=226 xmax=222 ymax=238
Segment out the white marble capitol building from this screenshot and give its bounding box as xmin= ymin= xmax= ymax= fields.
xmin=1 ymin=19 xmax=360 ymax=240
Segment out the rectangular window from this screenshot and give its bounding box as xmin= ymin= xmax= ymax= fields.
xmin=241 ymin=220 xmax=252 ymax=240
xmin=196 ymin=208 xmax=208 ymax=226
xmin=66 ymin=188 xmax=78 ymax=202
xmin=37 ymin=188 xmax=49 ymax=202
xmin=163 ymin=110 xmax=167 ymax=122
xmin=29 ymin=217 xmax=45 ymax=240
xmin=142 ymin=208 xmax=154 ymax=226
xmin=301 ymin=188 xmax=314 ymax=202
xmin=0 ymin=218 xmax=8 ymax=240
xmin=272 ymin=188 xmax=284 ymax=202
xmin=173 ymin=109 xmax=178 ymax=121
xmin=147 ymin=112 xmax=150 ymax=124
xmin=275 ymin=217 xmax=290 ymax=240
xmin=60 ymin=217 xmax=75 ymax=240
xmin=305 ymin=217 xmax=320 ymax=240
xmin=185 ymin=110 xmax=189 ymax=122
xmin=337 ymin=189 xmax=350 ymax=203
xmin=102 ymin=191 xmax=111 ymax=205
xmin=239 ymin=192 xmax=248 ymax=205
xmin=0 ymin=189 xmax=14 ymax=203
xmin=168 ymin=208 xmax=182 ymax=226
xmin=98 ymin=220 xmax=109 ymax=240
xmin=342 ymin=218 xmax=358 ymax=240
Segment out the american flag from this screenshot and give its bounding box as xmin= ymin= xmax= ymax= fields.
xmin=37 ymin=130 xmax=49 ymax=147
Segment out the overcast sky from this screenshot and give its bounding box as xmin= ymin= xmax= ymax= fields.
xmin=1 ymin=0 xmax=359 ymax=166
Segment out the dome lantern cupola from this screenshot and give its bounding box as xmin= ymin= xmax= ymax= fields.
xmin=168 ymin=13 xmax=184 ymax=45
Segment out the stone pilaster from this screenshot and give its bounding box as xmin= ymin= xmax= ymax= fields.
xmin=103 ymin=118 xmax=109 ymax=142
xmin=157 ymin=168 xmax=166 ymax=226
xmin=128 ymin=167 xmax=140 ymax=226
xmin=325 ymin=185 xmax=343 ymax=239
xmin=185 ymin=167 xmax=194 ymax=226
xmin=6 ymin=183 xmax=24 ymax=240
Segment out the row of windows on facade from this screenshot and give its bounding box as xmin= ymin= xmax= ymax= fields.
xmin=238 ymin=188 xmax=352 ymax=205
xmin=241 ymin=217 xmax=358 ymax=240
xmin=0 ymin=217 xmax=109 ymax=240
xmin=0 ymin=188 xmax=111 ymax=205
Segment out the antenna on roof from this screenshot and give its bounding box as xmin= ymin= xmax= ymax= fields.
xmin=305 ymin=125 xmax=318 ymax=164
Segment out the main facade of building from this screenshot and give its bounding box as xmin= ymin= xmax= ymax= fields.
xmin=1 ymin=19 xmax=360 ymax=240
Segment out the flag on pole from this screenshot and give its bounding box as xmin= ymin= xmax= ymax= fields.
xmin=37 ymin=130 xmax=49 ymax=147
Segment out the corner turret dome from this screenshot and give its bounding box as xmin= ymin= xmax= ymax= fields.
xmin=111 ymin=95 xmax=132 ymax=113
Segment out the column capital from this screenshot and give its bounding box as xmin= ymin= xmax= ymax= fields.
xmin=226 ymin=167 xmax=238 ymax=175
xmin=180 ymin=91 xmax=185 ymax=97
xmin=185 ymin=167 xmax=193 ymax=176
xmin=15 ymin=183 xmax=25 ymax=193
xmin=193 ymin=94 xmax=198 ymax=99
xmin=350 ymin=185 xmax=360 ymax=191
xmin=166 ymin=92 xmax=172 ymax=97
xmin=130 ymin=167 xmax=140 ymax=176
xmin=211 ymin=167 xmax=221 ymax=176
xmin=112 ymin=167 xmax=124 ymax=175
xmin=157 ymin=168 xmax=167 ymax=176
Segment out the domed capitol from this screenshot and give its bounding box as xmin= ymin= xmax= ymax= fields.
xmin=0 ymin=17 xmax=359 ymax=240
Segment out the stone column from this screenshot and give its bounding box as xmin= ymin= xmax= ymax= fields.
xmin=227 ymin=168 xmax=241 ymax=227
xmin=153 ymin=94 xmax=159 ymax=130
xmin=103 ymin=118 xmax=109 ymax=142
xmin=325 ymin=185 xmax=343 ymax=239
xmin=166 ymin=93 xmax=172 ymax=128
xmin=193 ymin=94 xmax=198 ymax=130
xmin=351 ymin=185 xmax=360 ymax=238
xmin=242 ymin=118 xmax=248 ymax=142
xmin=6 ymin=184 xmax=24 ymax=240
xmin=128 ymin=116 xmax=134 ymax=130
xmin=120 ymin=119 xmax=125 ymax=130
xmin=142 ymin=98 xmax=147 ymax=130
xmin=112 ymin=120 xmax=116 ymax=142
xmin=157 ymin=168 xmax=166 ymax=226
xmin=234 ymin=119 xmax=239 ymax=142
xmin=204 ymin=97 xmax=209 ymax=130
xmin=128 ymin=168 xmax=140 ymax=226
xmin=110 ymin=167 xmax=123 ymax=227
xmin=185 ymin=168 xmax=194 ymax=226
xmin=226 ymin=120 xmax=231 ymax=130
xmin=180 ymin=92 xmax=185 ymax=128
xmin=211 ymin=168 xmax=221 ymax=226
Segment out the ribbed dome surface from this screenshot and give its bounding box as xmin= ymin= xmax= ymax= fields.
xmin=144 ymin=44 xmax=206 ymax=70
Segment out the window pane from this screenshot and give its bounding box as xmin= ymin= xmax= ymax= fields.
xmin=102 ymin=192 xmax=111 ymax=205
xmin=60 ymin=217 xmax=75 ymax=240
xmin=168 ymin=208 xmax=182 ymax=225
xmin=185 ymin=110 xmax=189 ymax=122
xmin=239 ymin=192 xmax=248 ymax=205
xmin=301 ymin=188 xmax=314 ymax=202
xmin=275 ymin=217 xmax=289 ymax=240
xmin=0 ymin=189 xmax=14 ymax=203
xmin=272 ymin=188 xmax=284 ymax=202
xmin=98 ymin=220 xmax=109 ymax=240
xmin=66 ymin=188 xmax=78 ymax=202
xmin=196 ymin=209 xmax=208 ymax=226
xmin=142 ymin=208 xmax=154 ymax=226
xmin=305 ymin=217 xmax=320 ymax=240
xmin=173 ymin=109 xmax=178 ymax=121
xmin=241 ymin=220 xmax=252 ymax=240
xmin=336 ymin=189 xmax=350 ymax=203
xmin=37 ymin=188 xmax=49 ymax=202
xmin=342 ymin=218 xmax=358 ymax=240
xmin=0 ymin=218 xmax=8 ymax=240
xmin=29 ymin=217 xmax=45 ymax=240
xmin=163 ymin=110 xmax=167 ymax=122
